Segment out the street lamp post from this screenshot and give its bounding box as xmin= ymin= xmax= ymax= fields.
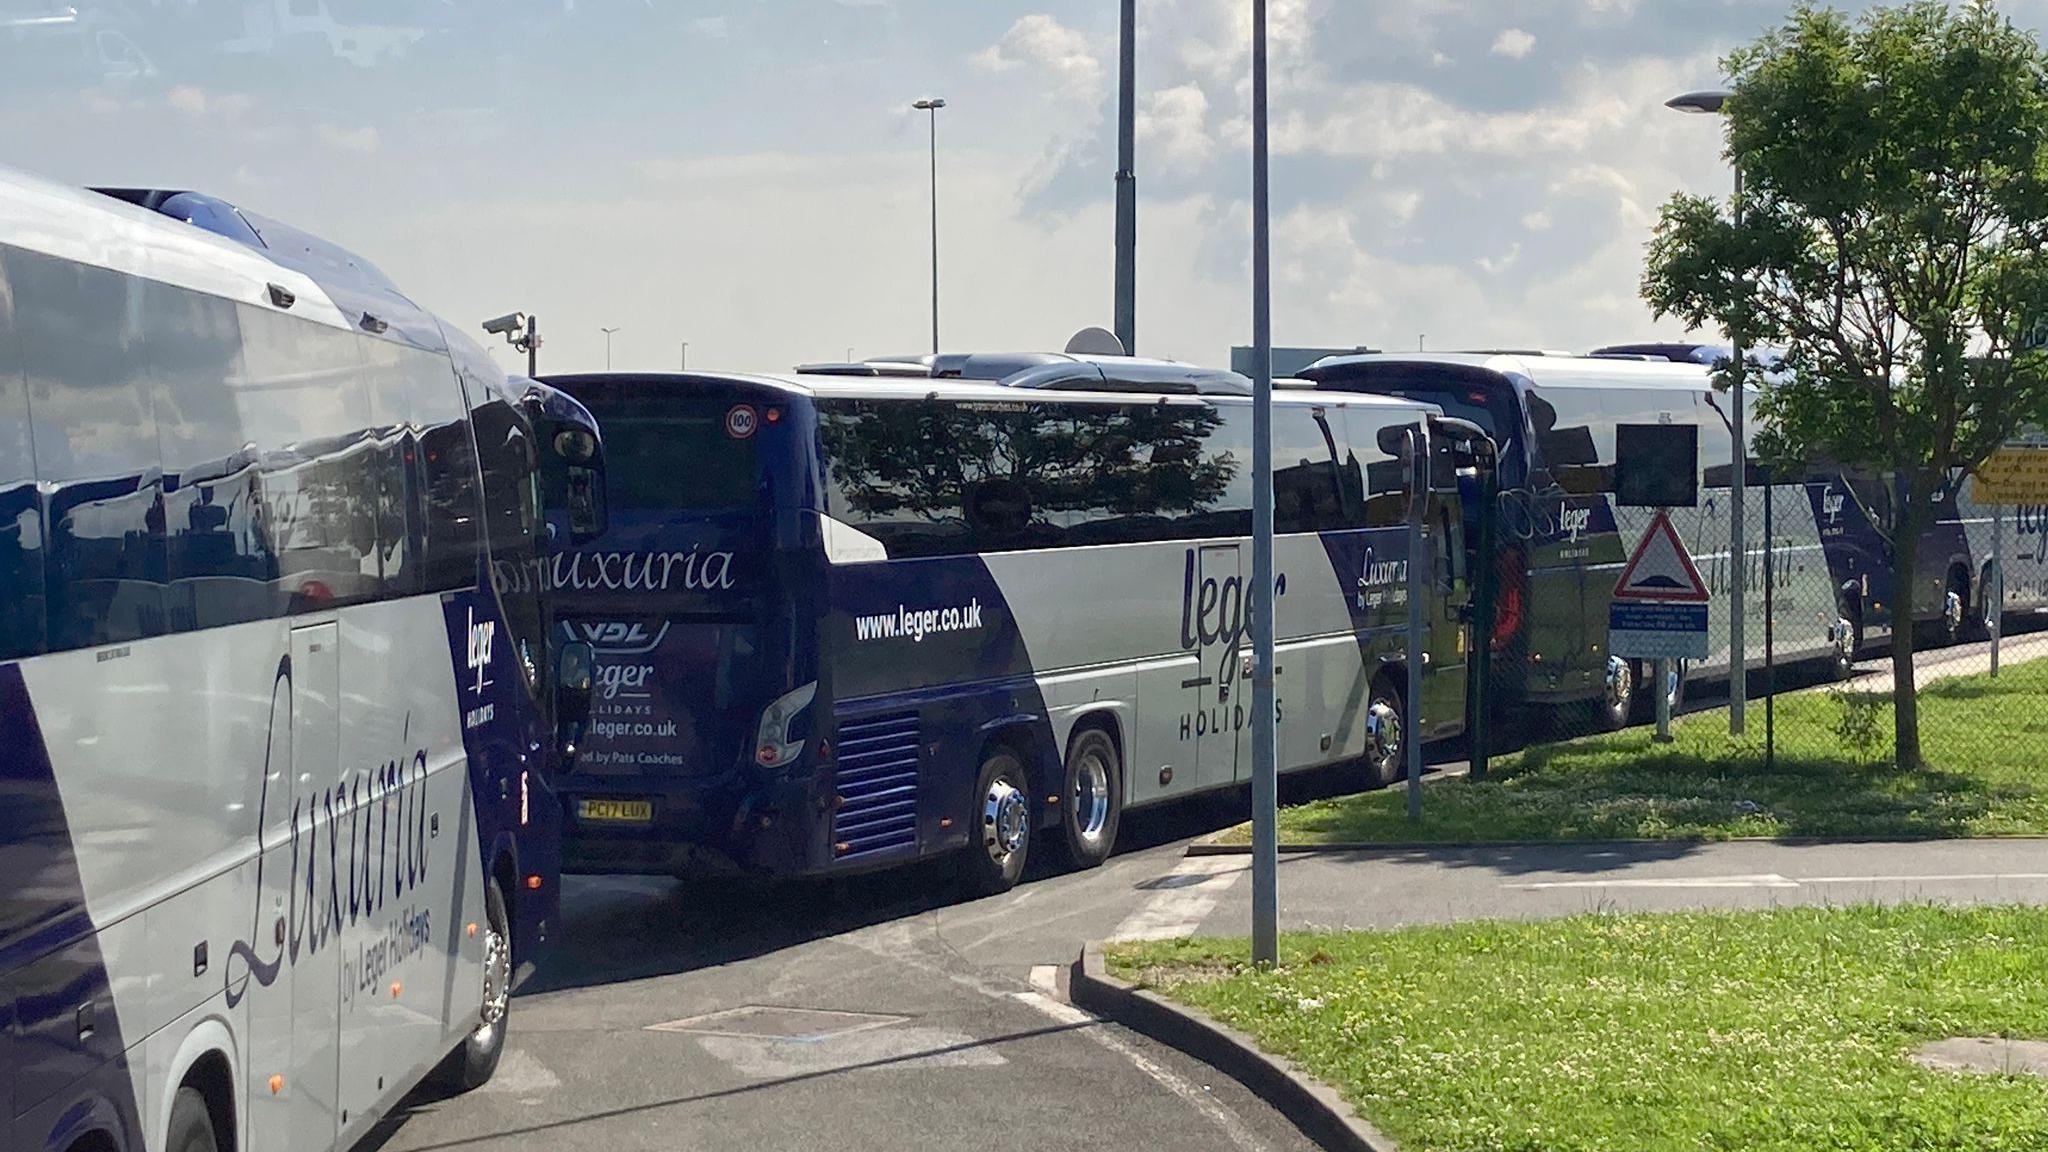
xmin=681 ymin=341 xmax=690 ymax=371
xmin=913 ymin=97 xmax=946 ymax=355
xmin=601 ymin=326 xmax=622 ymax=371
xmin=1248 ymin=0 xmax=1279 ymax=969
xmin=1667 ymin=87 xmax=1748 ymax=738
xmin=1114 ymin=0 xmax=1137 ymax=355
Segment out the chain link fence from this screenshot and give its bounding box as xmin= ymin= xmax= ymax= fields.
xmin=1461 ymin=479 xmax=2048 ymax=836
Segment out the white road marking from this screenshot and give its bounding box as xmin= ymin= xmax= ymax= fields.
xmin=1112 ymin=856 xmax=1249 ymax=941
xmin=1504 ymin=874 xmax=1800 ymax=891
xmin=696 ymin=1026 xmax=1006 ymax=1079
xmin=474 ymin=1047 xmax=561 ymax=1096
xmin=1799 ymin=873 xmax=2048 ymax=885
xmin=1013 ymin=991 xmax=1275 ymax=1152
xmin=1504 ymin=871 xmax=2048 ymax=892
xmin=1029 ymin=964 xmax=1062 ymax=998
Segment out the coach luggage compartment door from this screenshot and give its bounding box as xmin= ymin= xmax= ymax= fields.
xmin=283 ymin=622 xmax=344 ymax=1149
xmin=1185 ymin=544 xmax=1248 ymax=790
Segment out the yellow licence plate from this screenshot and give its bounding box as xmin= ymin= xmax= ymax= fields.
xmin=579 ymin=799 xmax=654 ymax=824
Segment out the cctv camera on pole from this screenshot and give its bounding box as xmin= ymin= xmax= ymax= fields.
xmin=483 ymin=312 xmax=541 ymax=376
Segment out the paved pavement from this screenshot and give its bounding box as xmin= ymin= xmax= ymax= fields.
xmin=1840 ymin=627 xmax=2048 ymax=692
xmin=1187 ymin=838 xmax=2048 ymax=934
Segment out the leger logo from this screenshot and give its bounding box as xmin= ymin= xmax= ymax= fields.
xmin=1560 ymin=506 xmax=1591 ymax=544
xmin=1823 ymin=486 xmax=1846 ymax=527
xmin=466 ymin=607 xmax=495 ymax=696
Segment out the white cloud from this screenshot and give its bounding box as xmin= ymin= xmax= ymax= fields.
xmin=1491 ymin=28 xmax=1537 ymax=59
xmin=1139 ymin=84 xmax=1214 ymax=174
xmin=317 ymin=124 xmax=380 ymax=155
xmin=971 ymin=15 xmax=1103 ymax=105
xmin=164 ymin=86 xmax=254 ymax=120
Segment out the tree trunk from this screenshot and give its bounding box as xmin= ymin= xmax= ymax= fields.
xmin=1888 ymin=472 xmax=1924 ymax=770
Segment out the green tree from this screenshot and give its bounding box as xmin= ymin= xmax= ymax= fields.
xmin=1643 ymin=0 xmax=2048 ymax=768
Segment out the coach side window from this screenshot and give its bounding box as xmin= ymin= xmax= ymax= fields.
xmin=472 ymin=391 xmax=546 ymax=694
xmin=1272 ymin=408 xmax=1348 ymax=534
xmin=821 ymin=399 xmax=980 ymax=557
xmin=234 ymin=302 xmax=391 ymax=615
xmin=16 ymin=251 xmax=168 ymax=650
xmin=146 ymin=282 xmax=270 ymax=629
xmin=0 ymin=252 xmax=45 ymax=661
xmin=415 ymin=355 xmax=485 ymax=593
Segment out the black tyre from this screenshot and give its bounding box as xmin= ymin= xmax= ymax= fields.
xmin=963 ymin=747 xmax=1032 ymax=896
xmin=1058 ymin=727 xmax=1123 ymax=869
xmin=433 ymin=878 xmax=509 ymax=1094
xmin=1364 ymin=677 xmax=1407 ymax=789
xmin=166 ymin=1086 xmax=219 ymax=1152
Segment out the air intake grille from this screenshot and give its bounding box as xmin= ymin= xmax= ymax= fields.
xmin=832 ymin=711 xmax=921 ymax=861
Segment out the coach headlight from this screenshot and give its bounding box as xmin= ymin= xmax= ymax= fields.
xmin=756 ymin=681 xmax=818 ymax=769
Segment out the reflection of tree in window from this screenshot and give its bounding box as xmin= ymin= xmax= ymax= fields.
xmin=821 ymin=401 xmax=1236 ymax=556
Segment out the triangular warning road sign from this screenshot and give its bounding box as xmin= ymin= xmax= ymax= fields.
xmin=1613 ymin=510 xmax=1711 ymax=603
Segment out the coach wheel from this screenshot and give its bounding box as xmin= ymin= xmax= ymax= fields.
xmin=1663 ymin=659 xmax=1690 ymax=716
xmin=1832 ymin=611 xmax=1862 ymax=681
xmin=964 ymin=747 xmax=1032 ymax=896
xmin=1599 ymin=656 xmax=1637 ymax=731
xmin=1059 ymin=727 xmax=1123 ymax=869
xmin=1364 ymin=679 xmax=1407 ymax=789
xmin=1982 ymin=561 xmax=2001 ymax=637
xmin=1940 ymin=568 xmax=1969 ymax=647
xmin=434 ymin=877 xmax=509 ymax=1094
xmin=166 ymin=1086 xmax=220 ymax=1152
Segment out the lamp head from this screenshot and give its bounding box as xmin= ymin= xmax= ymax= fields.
xmin=1666 ymin=89 xmax=1732 ymax=115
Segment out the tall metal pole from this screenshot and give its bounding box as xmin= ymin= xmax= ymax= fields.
xmin=1728 ymin=163 xmax=1749 ymax=737
xmin=681 ymin=341 xmax=689 ymax=371
xmin=928 ymin=108 xmax=940 ymax=355
xmin=1113 ymin=0 xmax=1137 ymax=355
xmin=1248 ymin=0 xmax=1279 ymax=969
xmin=1993 ymin=507 xmax=2005 ymax=677
xmin=1405 ymin=426 xmax=1427 ymax=822
xmin=601 ymin=326 xmax=620 ymax=371
xmin=526 ymin=315 xmax=539 ymax=377
xmin=1764 ymin=467 xmax=1776 ymax=770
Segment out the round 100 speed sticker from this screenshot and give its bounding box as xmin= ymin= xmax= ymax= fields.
xmin=725 ymin=404 xmax=758 ymax=440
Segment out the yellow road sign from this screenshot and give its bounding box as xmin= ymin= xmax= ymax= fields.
xmin=1976 ymin=446 xmax=2048 ymax=505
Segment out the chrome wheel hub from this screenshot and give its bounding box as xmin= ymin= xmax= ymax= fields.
xmin=983 ymin=777 xmax=1029 ymax=864
xmin=1604 ymin=657 xmax=1634 ymax=717
xmin=1366 ymin=700 xmax=1402 ymax=776
xmin=1945 ymin=589 xmax=1965 ymax=636
xmin=1071 ymin=752 xmax=1111 ymax=845
xmin=474 ymin=920 xmax=509 ymax=1049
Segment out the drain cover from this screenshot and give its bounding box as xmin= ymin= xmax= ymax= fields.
xmin=646 ymin=1005 xmax=907 ymax=1042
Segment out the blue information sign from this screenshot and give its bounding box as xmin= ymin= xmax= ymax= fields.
xmin=1609 ymin=600 xmax=1710 ymax=661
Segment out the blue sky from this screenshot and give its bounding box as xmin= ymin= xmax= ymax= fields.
xmin=9 ymin=0 xmax=2048 ymax=373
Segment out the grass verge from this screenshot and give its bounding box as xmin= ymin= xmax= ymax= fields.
xmin=1220 ymin=659 xmax=2048 ymax=846
xmin=1110 ymin=905 xmax=2048 ymax=1152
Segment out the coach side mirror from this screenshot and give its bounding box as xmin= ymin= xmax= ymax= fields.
xmin=556 ymin=641 xmax=595 ymax=763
